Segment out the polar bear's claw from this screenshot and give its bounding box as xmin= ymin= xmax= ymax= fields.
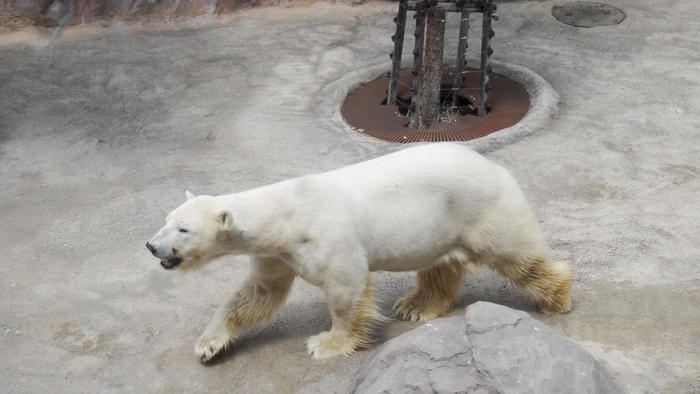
xmin=394 ymin=295 xmax=442 ymax=322
xmin=306 ymin=331 xmax=354 ymax=359
xmin=194 ymin=332 xmax=231 ymax=363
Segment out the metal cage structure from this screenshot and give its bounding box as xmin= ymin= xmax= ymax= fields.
xmin=387 ymin=0 xmax=498 ymax=125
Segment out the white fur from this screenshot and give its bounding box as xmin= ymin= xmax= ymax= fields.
xmin=148 ymin=142 xmax=556 ymax=360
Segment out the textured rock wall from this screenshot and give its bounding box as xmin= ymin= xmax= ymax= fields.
xmin=0 ymin=0 xmax=361 ymax=28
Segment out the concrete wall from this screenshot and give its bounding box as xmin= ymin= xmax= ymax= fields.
xmin=0 ymin=0 xmax=366 ymax=28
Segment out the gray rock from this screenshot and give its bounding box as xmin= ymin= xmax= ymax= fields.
xmin=466 ymin=302 xmax=623 ymax=394
xmin=353 ymin=302 xmax=622 ymax=394
xmin=353 ymin=315 xmax=497 ymax=393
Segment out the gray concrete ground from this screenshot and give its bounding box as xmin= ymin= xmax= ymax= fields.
xmin=0 ymin=1 xmax=698 ymax=392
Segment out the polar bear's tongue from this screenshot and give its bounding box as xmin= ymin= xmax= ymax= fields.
xmin=160 ymin=256 xmax=182 ymax=269
xmin=161 ymin=259 xmax=177 ymax=269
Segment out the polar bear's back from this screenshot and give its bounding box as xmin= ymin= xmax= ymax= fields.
xmin=306 ymin=143 xmax=535 ymax=271
xmin=331 ymin=143 xmax=507 ymax=203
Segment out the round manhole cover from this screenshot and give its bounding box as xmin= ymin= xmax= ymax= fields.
xmin=552 ymin=2 xmax=625 ymax=28
xmin=341 ymin=70 xmax=530 ymax=143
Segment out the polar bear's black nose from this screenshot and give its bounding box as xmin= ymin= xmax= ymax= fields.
xmin=146 ymin=242 xmax=157 ymax=255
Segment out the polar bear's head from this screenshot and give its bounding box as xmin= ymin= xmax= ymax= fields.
xmin=146 ymin=191 xmax=238 ymax=271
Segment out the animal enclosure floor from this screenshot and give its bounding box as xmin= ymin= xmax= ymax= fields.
xmin=0 ymin=1 xmax=698 ymax=392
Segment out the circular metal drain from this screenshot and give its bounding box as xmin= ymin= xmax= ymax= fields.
xmin=552 ymin=2 xmax=625 ymax=28
xmin=341 ymin=70 xmax=530 ymax=143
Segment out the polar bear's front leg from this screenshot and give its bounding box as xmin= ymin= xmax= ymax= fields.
xmin=306 ymin=276 xmax=385 ymax=359
xmin=195 ymin=304 xmax=234 ymax=362
xmin=195 ymin=257 xmax=295 ymax=362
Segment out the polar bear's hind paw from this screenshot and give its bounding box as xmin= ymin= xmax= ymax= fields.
xmin=394 ymin=294 xmax=445 ymax=322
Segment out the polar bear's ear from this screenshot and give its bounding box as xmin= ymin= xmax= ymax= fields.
xmin=185 ymin=190 xmax=196 ymax=200
xmin=218 ymin=210 xmax=233 ymax=228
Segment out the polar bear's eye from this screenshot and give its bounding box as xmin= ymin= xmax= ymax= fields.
xmin=178 ymin=228 xmax=189 ymax=233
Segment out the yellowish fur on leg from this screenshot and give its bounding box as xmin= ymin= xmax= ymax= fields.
xmin=494 ymin=256 xmax=572 ymax=314
xmin=224 ymin=273 xmax=296 ymax=337
xmin=196 ymin=271 xmax=295 ymax=362
xmin=394 ymin=261 xmax=474 ymax=322
xmin=306 ymin=277 xmax=386 ymax=359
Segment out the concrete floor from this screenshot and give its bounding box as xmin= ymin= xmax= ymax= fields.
xmin=0 ymin=0 xmax=698 ymax=392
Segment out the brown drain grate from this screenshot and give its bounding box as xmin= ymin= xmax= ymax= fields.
xmin=341 ymin=69 xmax=530 ymax=143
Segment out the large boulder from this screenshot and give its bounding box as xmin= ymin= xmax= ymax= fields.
xmin=353 ymin=302 xmax=622 ymax=393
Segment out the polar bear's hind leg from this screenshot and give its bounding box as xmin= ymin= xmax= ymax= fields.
xmin=394 ymin=258 xmax=475 ymax=322
xmin=495 ymin=255 xmax=572 ymax=314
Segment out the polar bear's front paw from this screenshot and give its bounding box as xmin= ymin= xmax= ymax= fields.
xmin=194 ymin=330 xmax=232 ymax=363
xmin=306 ymin=331 xmax=355 ymax=359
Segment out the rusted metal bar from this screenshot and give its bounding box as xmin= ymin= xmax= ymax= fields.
xmin=452 ymin=9 xmax=470 ymax=103
xmin=388 ymin=0 xmax=408 ymax=106
xmin=409 ymin=9 xmax=427 ymax=128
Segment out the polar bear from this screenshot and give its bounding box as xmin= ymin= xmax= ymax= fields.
xmin=146 ymin=143 xmax=572 ymax=362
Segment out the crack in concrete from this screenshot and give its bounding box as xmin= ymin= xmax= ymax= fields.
xmin=465 ymin=316 xmax=523 ymax=336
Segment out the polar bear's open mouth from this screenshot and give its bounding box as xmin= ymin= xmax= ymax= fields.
xmin=160 ymin=257 xmax=182 ymax=270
